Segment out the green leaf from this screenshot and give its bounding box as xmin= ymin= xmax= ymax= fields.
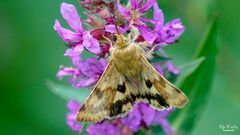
xmin=175 ymin=57 xmax=205 ymax=86
xmin=150 ymin=125 xmax=165 ymax=135
xmin=135 ymin=129 xmax=148 ymax=135
xmin=171 ymin=17 xmax=218 ymax=134
xmin=46 ymin=80 xmax=90 ymax=103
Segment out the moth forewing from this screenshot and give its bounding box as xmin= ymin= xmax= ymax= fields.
xmin=76 ymin=34 xmax=188 ymax=122
xmin=139 ymin=55 xmax=189 ymax=109
xmin=75 ymin=60 xmax=135 ymax=122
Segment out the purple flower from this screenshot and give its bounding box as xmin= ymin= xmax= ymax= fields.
xmin=53 ymin=1 xmax=186 ymax=135
xmin=87 ymin=121 xmax=121 ymax=135
xmin=57 ymin=58 xmax=107 ymax=88
xmin=154 ymin=63 xmax=164 ymax=75
xmin=151 ymin=109 xmax=175 ymax=135
xmin=122 ymin=103 xmax=174 ymax=135
xmin=153 ymin=3 xmax=184 ymax=45
xmin=64 ymin=48 xmax=82 ymax=67
xmin=106 ymin=0 xmax=157 ymax=44
xmin=54 ymin=2 xmax=101 ymax=54
xmin=75 ymin=58 xmax=107 ymax=87
xmin=166 ymin=61 xmax=180 ymax=75
xmin=66 ymin=100 xmax=83 ymax=132
xmin=122 ymin=103 xmax=155 ymax=132
xmin=157 ymin=48 xmax=180 ymax=75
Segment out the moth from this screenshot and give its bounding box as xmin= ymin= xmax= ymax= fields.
xmin=76 ymin=31 xmax=188 ymax=122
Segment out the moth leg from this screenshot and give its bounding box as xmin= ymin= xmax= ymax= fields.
xmin=139 ymin=42 xmax=156 ymax=60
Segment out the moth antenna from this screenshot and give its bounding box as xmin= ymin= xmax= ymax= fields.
xmin=102 ymin=34 xmax=113 ymax=47
xmin=113 ymin=0 xmax=124 ymax=44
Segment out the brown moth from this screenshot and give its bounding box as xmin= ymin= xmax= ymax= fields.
xmin=76 ymin=31 xmax=188 ymax=122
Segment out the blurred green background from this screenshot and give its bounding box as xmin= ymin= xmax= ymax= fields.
xmin=0 ymin=0 xmax=239 ymax=135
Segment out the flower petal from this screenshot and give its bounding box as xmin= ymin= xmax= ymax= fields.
xmin=166 ymin=61 xmax=180 ymax=75
xmin=136 ymin=25 xmax=157 ymax=44
xmin=64 ymin=48 xmax=82 ymax=67
xmin=105 ymin=24 xmax=129 ymax=33
xmin=163 ymin=19 xmax=185 ymax=44
xmin=139 ymin=103 xmax=155 ymax=125
xmin=139 ymin=0 xmax=156 ymax=13
xmin=87 ymin=121 xmax=121 ymax=135
xmin=74 ymin=77 xmax=98 ymax=87
xmin=154 ymin=63 xmax=164 ymax=75
xmin=54 ymin=20 xmax=80 ymax=42
xmin=83 ymin=31 xmax=101 ymax=54
xmin=153 ymin=3 xmax=164 ymax=31
xmin=130 ymin=0 xmax=139 ymax=9
xmin=66 ymin=112 xmax=83 ymax=132
xmin=67 ymin=100 xmax=81 ymax=112
xmin=60 ymin=2 xmax=83 ymax=34
xmin=80 ymin=58 xmax=106 ymax=78
xmin=156 ymin=119 xmax=174 ymax=135
xmin=118 ymin=4 xmax=131 ymax=18
xmin=57 ymin=67 xmax=76 ymax=80
xmin=121 ymin=104 xmax=142 ymax=132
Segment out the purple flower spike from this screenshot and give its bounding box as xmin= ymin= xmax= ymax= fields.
xmin=66 ymin=100 xmax=82 ymax=132
xmin=54 ymin=2 xmax=100 ymax=55
xmin=87 ymin=121 xmax=121 ymax=135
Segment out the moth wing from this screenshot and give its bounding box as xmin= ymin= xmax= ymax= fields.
xmin=76 ymin=60 xmax=134 ymax=122
xmin=137 ymin=55 xmax=188 ymax=110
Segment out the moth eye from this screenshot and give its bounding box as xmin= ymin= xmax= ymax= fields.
xmin=145 ymin=80 xmax=152 ymax=89
xmin=117 ymin=83 xmax=126 ymax=93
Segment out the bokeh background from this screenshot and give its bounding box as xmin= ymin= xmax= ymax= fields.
xmin=0 ymin=0 xmax=239 ymax=135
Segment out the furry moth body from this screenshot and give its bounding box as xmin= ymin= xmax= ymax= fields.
xmin=76 ymin=34 xmax=188 ymax=122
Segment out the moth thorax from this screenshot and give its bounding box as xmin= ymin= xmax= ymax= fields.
xmin=116 ymin=34 xmax=127 ymax=47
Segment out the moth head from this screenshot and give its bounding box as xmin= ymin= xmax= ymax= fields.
xmin=115 ymin=34 xmax=128 ymax=47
